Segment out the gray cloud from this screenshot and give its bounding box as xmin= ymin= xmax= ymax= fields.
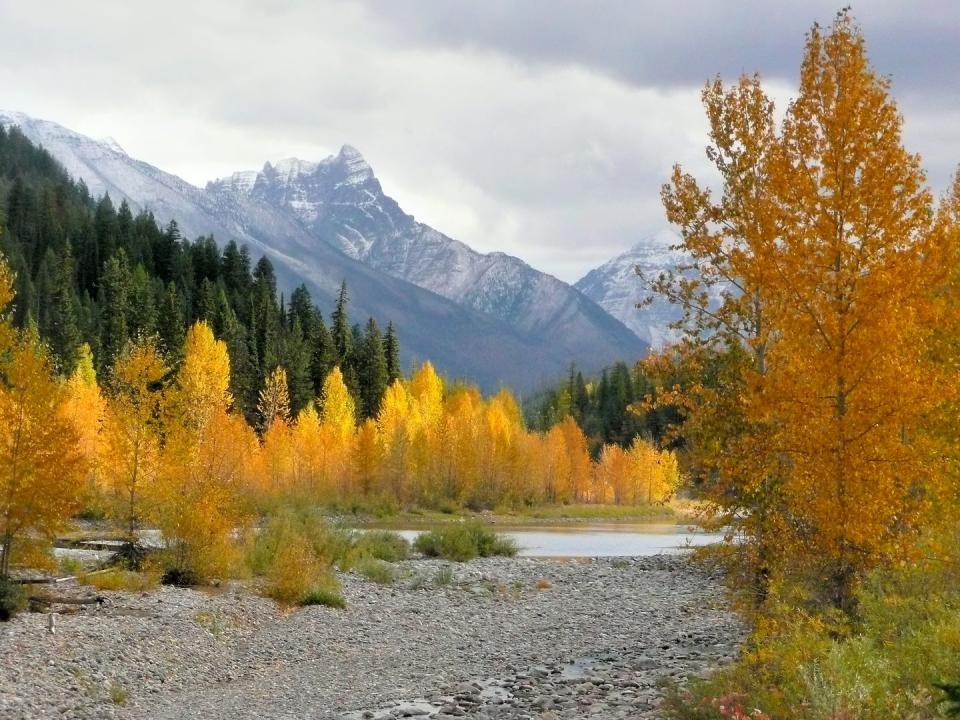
xmin=0 ymin=0 xmax=957 ymax=283
xmin=360 ymin=1 xmax=960 ymax=92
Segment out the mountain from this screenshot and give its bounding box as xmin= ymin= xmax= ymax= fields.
xmin=0 ymin=110 xmax=647 ymax=390
xmin=208 ymin=147 xmax=646 ymax=369
xmin=574 ymin=233 xmax=687 ymax=349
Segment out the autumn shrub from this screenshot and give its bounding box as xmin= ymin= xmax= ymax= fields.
xmin=8 ymin=538 xmax=57 ymax=573
xmin=263 ymin=534 xmax=325 ymax=604
xmin=413 ymin=523 xmax=518 ymax=562
xmin=250 ymin=508 xmax=348 ymax=572
xmin=251 ymin=507 xmax=348 ymax=606
xmin=662 ymin=554 xmax=960 ymax=720
xmin=355 ymin=557 xmax=397 ymax=585
xmin=0 ymin=579 xmax=26 ymax=621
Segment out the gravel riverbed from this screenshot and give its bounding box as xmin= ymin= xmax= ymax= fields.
xmin=0 ymin=555 xmax=743 ymax=719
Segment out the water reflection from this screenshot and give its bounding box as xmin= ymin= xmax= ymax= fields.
xmin=390 ymin=524 xmax=724 ymax=557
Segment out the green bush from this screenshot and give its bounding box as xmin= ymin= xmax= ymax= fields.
xmin=0 ymin=579 xmax=26 ymax=621
xmin=413 ymin=523 xmax=518 ymax=562
xmin=302 ymin=585 xmax=346 ymax=609
xmin=351 ymin=530 xmax=410 ymax=562
xmin=355 ymin=557 xmax=397 ymax=585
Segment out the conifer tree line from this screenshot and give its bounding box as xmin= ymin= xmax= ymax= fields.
xmin=529 ymin=361 xmax=682 ymax=455
xmin=0 ymin=123 xmax=401 ymax=426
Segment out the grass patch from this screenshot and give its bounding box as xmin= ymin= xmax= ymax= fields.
xmin=79 ymin=569 xmax=158 ymax=592
xmin=516 ymin=503 xmax=676 ymax=521
xmin=355 ymin=557 xmax=397 ymax=585
xmin=413 ymin=523 xmax=518 ymax=562
xmin=301 ymin=584 xmax=346 ymax=609
xmin=433 ymin=565 xmax=454 ymax=586
xmin=107 ymin=681 xmax=128 ymax=706
xmin=57 ymin=555 xmax=84 ymax=575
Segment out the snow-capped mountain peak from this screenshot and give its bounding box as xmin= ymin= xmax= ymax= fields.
xmin=575 ymin=232 xmax=686 ymax=349
xmin=268 ymin=157 xmax=319 ymax=181
xmin=209 ymin=142 xmax=646 ymax=361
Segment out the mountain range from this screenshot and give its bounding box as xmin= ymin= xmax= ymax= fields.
xmin=0 ymin=110 xmax=670 ymax=390
xmin=574 ymin=231 xmax=685 ymax=349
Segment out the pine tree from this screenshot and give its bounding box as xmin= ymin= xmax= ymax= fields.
xmin=283 ymin=316 xmax=314 ymax=416
xmin=384 ymin=320 xmax=401 ymax=382
xmin=331 ymin=281 xmax=352 ymax=366
xmin=48 ymin=245 xmax=82 ymax=374
xmin=356 ymin=318 xmax=389 ymax=418
xmin=157 ymin=282 xmax=186 ymax=366
xmin=99 ymin=249 xmax=133 ymax=369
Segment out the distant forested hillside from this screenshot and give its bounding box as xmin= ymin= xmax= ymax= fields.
xmin=0 ymin=125 xmax=400 ymax=425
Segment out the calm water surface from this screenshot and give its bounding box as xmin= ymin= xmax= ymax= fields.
xmin=390 ymin=524 xmax=724 ymax=557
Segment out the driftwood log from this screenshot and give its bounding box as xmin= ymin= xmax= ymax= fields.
xmin=13 ymin=567 xmax=114 ymax=585
xmin=29 ymin=594 xmax=105 ymax=609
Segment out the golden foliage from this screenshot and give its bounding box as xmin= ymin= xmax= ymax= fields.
xmin=261 ymin=363 xmax=675 ymax=511
xmin=100 ymin=337 xmax=167 ymax=541
xmin=652 ymin=12 xmax=960 ymax=611
xmin=0 ymin=332 xmax=85 ymax=576
xmin=258 ymin=366 xmax=290 ymax=430
xmin=158 ymin=324 xmax=253 ymax=580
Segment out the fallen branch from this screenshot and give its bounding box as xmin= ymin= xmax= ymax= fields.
xmin=29 ymin=594 xmax=105 ymax=607
xmin=13 ymin=568 xmax=113 ymax=585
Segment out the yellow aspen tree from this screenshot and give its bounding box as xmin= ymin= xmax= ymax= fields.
xmin=159 ymin=322 xmax=251 ymax=580
xmin=258 ymin=366 xmax=291 ymax=431
xmin=101 ymin=337 xmax=168 ymax=544
xmin=0 ymin=333 xmax=85 ymax=577
xmin=377 ymin=380 xmax=415 ymax=502
xmin=443 ymin=386 xmax=481 ymax=504
xmin=408 ymin=363 xmax=444 ymax=502
xmin=543 ymin=425 xmax=572 ymax=504
xmin=290 ymin=404 xmax=326 ymax=497
xmin=318 ymin=367 xmax=356 ymax=496
xmin=259 ymin=417 xmax=293 ymax=494
xmin=557 ymin=416 xmax=592 ymax=503
xmin=61 ymin=343 xmax=105 ymax=507
xmin=353 ymin=418 xmax=382 ymax=496
xmin=655 ymin=70 xmax=787 ymax=601
xmin=759 ymin=13 xmax=956 ymax=610
xmin=409 ymin=362 xmax=444 ymax=427
xmin=595 ymin=444 xmax=628 ymax=505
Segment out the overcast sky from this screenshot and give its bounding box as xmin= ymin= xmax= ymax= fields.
xmin=1 ymin=1 xmax=958 ymax=282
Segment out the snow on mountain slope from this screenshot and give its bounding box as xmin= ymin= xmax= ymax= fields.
xmin=574 ymin=232 xmax=687 ymax=349
xmin=210 ymin=147 xmax=648 ymax=366
xmin=0 ymin=110 xmax=646 ymax=390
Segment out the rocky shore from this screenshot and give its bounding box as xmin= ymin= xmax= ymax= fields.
xmin=0 ymin=555 xmax=742 ymax=719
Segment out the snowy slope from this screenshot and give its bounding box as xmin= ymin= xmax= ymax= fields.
xmin=209 ymin=147 xmax=647 ymax=366
xmin=574 ymin=232 xmax=688 ymax=349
